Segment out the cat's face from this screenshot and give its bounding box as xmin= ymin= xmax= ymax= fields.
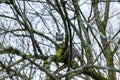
xmin=55 ymin=32 xmax=64 ymax=41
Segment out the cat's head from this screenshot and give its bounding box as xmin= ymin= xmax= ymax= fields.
xmin=55 ymin=32 xmax=64 ymax=41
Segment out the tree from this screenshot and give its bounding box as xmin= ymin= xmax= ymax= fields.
xmin=0 ymin=0 xmax=120 ymax=80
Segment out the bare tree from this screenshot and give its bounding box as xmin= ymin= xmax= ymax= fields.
xmin=0 ymin=0 xmax=120 ymax=80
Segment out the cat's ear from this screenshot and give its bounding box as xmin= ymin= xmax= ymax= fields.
xmin=56 ymin=32 xmax=58 ymax=35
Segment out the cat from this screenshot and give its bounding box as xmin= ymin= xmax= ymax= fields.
xmin=55 ymin=32 xmax=80 ymax=60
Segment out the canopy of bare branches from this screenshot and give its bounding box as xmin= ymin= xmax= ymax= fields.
xmin=0 ymin=0 xmax=120 ymax=80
